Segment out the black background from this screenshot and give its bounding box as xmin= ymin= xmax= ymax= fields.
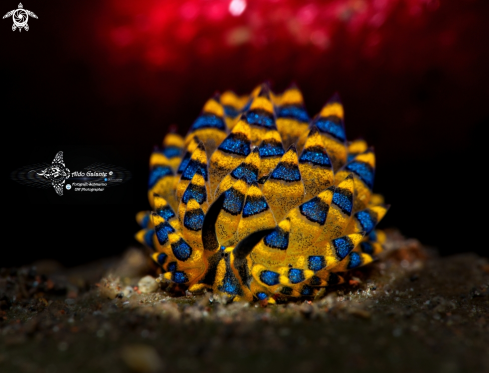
xmin=2 ymin=0 xmax=488 ymax=268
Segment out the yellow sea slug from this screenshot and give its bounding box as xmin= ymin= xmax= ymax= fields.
xmin=136 ymin=83 xmax=389 ymax=303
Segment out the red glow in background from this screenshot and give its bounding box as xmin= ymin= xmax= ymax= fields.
xmin=3 ymin=0 xmax=489 ymax=265
xmin=79 ymin=0 xmax=487 ymax=160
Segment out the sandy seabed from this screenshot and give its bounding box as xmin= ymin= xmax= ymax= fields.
xmin=1 ymin=230 xmax=488 ymax=373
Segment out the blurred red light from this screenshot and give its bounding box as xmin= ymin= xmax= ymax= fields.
xmin=229 ymin=0 xmax=247 ymax=17
xmin=111 ymin=26 xmax=134 ymax=47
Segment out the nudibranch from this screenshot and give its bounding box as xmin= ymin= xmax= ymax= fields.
xmin=136 ymin=84 xmax=389 ymax=303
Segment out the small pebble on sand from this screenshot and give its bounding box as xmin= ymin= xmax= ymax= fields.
xmin=121 ymin=344 xmax=164 ymax=373
xmin=138 ymin=276 xmax=159 ymax=294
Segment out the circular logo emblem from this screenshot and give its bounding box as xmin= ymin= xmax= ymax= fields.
xmin=66 ymin=184 xmax=71 ymax=190
xmin=13 ymin=9 xmax=28 ymax=28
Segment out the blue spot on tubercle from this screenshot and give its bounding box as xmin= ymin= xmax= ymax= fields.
xmin=148 ymin=166 xmax=173 ymax=189
xmin=313 ymin=118 xmax=346 ymax=142
xmin=260 ymin=270 xmax=280 ymax=286
xmin=270 ymin=162 xmax=301 ymax=182
xmin=348 ymin=252 xmax=362 ymax=269
xmin=345 ymin=161 xmax=374 ymax=189
xmin=333 ymin=236 xmax=353 ymax=260
xmin=191 ymin=114 xmax=226 ymax=131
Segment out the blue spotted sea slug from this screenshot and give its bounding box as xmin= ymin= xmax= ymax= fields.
xmin=136 ymin=84 xmax=389 ymax=303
